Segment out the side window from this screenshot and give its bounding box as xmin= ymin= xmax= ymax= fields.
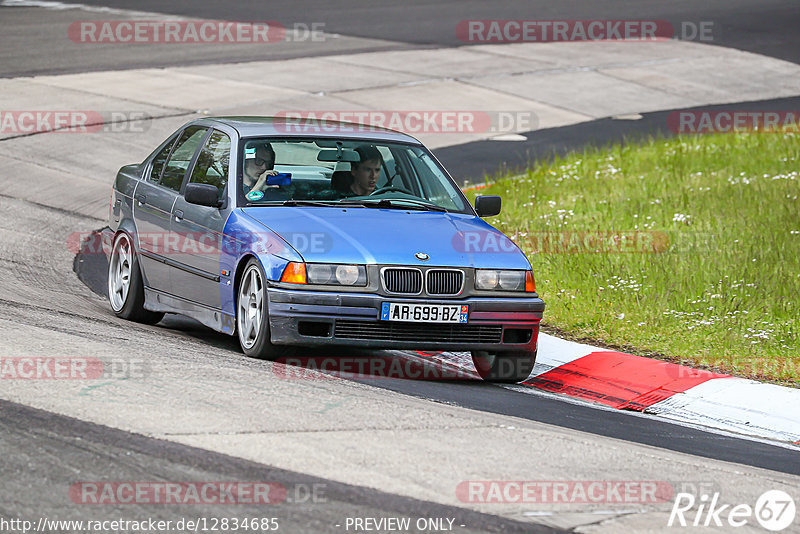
xmin=160 ymin=126 xmax=208 ymax=192
xmin=148 ymin=135 xmax=177 ymax=183
xmin=188 ymin=130 xmax=230 ymax=201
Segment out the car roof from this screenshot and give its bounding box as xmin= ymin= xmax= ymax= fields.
xmin=200 ymin=116 xmax=422 ymax=144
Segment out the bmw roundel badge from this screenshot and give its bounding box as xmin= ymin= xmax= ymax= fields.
xmin=415 ymin=252 xmax=430 ymax=261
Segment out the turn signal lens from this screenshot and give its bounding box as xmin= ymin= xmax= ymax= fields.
xmin=525 ymin=271 xmax=536 ymax=292
xmin=280 ymin=262 xmax=307 ymax=284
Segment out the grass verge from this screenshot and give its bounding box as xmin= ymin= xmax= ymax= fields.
xmin=464 ymin=130 xmax=800 ymax=385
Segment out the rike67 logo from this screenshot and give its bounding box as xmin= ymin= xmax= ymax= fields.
xmin=669 ymin=490 xmax=796 ymax=531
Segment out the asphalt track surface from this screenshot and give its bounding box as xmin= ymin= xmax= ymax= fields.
xmin=1 ymin=399 xmax=557 ymax=534
xmin=436 ymin=95 xmax=800 ymax=183
xmin=3 ymin=0 xmax=799 ymax=76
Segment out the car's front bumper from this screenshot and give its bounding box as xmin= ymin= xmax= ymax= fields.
xmin=267 ymin=287 xmax=544 ymax=352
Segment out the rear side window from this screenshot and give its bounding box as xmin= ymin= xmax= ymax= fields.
xmin=148 ymin=135 xmax=177 ymax=183
xmin=160 ymin=126 xmax=208 ymax=192
xmin=189 ymin=129 xmax=231 ymax=201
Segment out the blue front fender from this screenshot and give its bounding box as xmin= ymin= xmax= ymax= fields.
xmin=220 ymin=209 xmax=304 ymax=320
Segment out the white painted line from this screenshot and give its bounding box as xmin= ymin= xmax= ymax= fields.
xmin=0 ymin=0 xmax=181 ymax=17
xmin=501 ymin=382 xmax=800 ymax=451
xmin=532 ymin=333 xmax=598 ymax=377
xmin=490 ymin=133 xmax=528 ymax=141
xmin=647 ymin=378 xmax=800 ymax=443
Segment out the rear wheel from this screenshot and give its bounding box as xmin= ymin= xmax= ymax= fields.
xmin=237 ymin=259 xmax=283 ymax=360
xmin=107 ymin=232 xmax=164 ymax=324
xmin=471 ymin=350 xmax=536 ymax=383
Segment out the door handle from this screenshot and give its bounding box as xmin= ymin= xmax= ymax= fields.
xmin=134 ymin=193 xmax=146 ymax=206
xmin=174 ymin=210 xmax=184 ymax=222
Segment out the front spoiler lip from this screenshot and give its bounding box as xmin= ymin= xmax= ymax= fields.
xmin=267 ymin=287 xmax=545 ymax=311
xmin=266 ymin=287 xmax=543 ymax=350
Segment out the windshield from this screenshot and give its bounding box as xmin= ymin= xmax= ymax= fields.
xmin=237 ymin=138 xmax=471 ymax=214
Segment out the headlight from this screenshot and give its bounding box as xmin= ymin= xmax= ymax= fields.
xmin=475 ymin=269 xmax=499 ymax=289
xmin=306 ymin=263 xmax=367 ymax=286
xmin=475 ymin=270 xmax=534 ymax=292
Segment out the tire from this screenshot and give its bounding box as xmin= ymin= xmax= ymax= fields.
xmin=471 ymin=350 xmax=537 ymax=383
xmin=107 ymin=232 xmax=164 ymax=324
xmin=236 ymin=258 xmax=284 ymax=360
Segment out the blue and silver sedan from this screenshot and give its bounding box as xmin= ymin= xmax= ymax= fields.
xmin=106 ymin=117 xmax=544 ymax=382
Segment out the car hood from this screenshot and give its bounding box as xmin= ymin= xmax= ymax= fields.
xmin=240 ymin=206 xmax=531 ymax=269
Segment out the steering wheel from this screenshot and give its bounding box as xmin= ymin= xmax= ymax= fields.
xmin=371 ymin=186 xmax=412 ymax=196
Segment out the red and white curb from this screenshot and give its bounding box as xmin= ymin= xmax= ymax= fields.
xmin=525 ymin=334 xmax=800 ymax=444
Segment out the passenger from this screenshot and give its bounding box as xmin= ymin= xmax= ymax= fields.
xmin=346 ymin=144 xmax=383 ymax=196
xmin=242 ymin=142 xmax=279 ymax=195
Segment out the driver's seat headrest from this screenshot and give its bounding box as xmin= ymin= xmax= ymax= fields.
xmin=331 ymin=170 xmax=353 ymax=193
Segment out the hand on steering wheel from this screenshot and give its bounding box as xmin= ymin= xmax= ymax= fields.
xmin=370 ymin=185 xmax=411 ymax=196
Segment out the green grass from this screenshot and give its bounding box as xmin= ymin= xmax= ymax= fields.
xmin=464 ymin=131 xmax=800 ymax=385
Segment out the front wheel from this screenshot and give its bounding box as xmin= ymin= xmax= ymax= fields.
xmin=471 ymin=350 xmax=536 ymax=383
xmin=107 ymin=232 xmax=164 ymax=324
xmin=236 ymin=259 xmax=284 ymax=360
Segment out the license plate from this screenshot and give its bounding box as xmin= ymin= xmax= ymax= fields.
xmin=380 ymin=302 xmax=468 ymax=323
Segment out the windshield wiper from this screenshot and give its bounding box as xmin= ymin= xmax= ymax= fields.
xmin=338 ymin=198 xmax=448 ymax=212
xmin=246 ymin=200 xmax=359 ymax=208
xmin=281 ymin=200 xmax=351 ymax=207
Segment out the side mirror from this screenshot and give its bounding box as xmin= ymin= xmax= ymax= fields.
xmin=185 ymin=183 xmax=221 ymax=208
xmin=475 ymin=195 xmax=501 ymax=217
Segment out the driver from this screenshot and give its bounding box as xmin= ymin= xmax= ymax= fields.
xmin=347 ymin=144 xmax=382 ymax=196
